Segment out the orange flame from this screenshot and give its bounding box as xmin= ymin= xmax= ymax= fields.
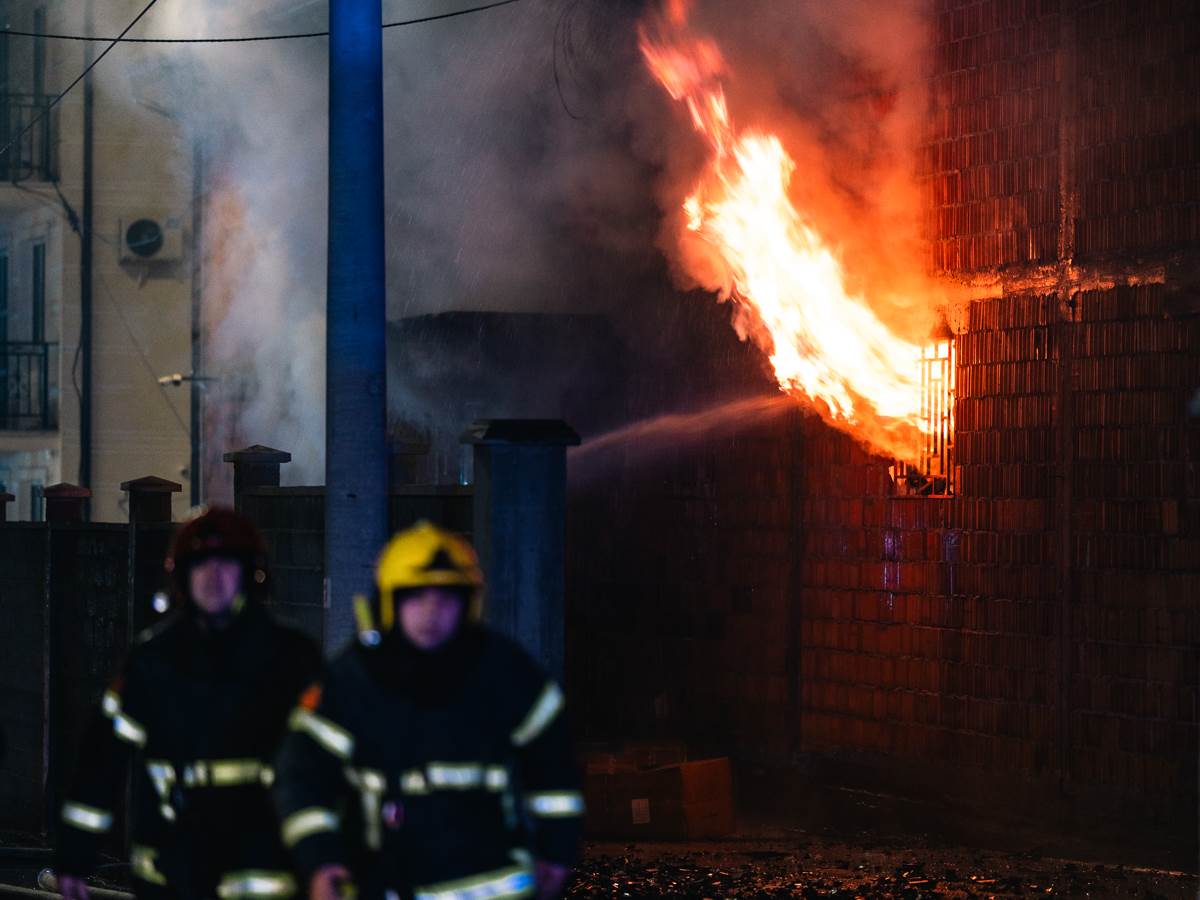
xmin=640 ymin=9 xmax=931 ymax=461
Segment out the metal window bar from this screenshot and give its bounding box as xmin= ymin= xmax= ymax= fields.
xmin=0 ymin=340 xmax=58 ymax=430
xmin=896 ymin=338 xmax=955 ymax=496
xmin=0 ymin=93 xmax=56 ymax=182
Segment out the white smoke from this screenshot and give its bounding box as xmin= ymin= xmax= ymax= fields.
xmin=97 ymin=0 xmax=935 ymax=492
xmin=96 ymin=3 xmax=331 ymax=491
xmin=113 ymin=0 xmax=657 ymax=492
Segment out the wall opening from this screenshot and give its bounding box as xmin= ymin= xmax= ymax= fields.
xmin=893 ymin=337 xmax=956 ymax=496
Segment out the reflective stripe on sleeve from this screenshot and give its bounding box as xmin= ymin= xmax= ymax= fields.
xmin=413 ymin=864 xmax=535 ymax=900
xmin=399 ymin=764 xmax=508 ymax=795
xmin=101 ymin=689 xmax=121 ymax=717
xmin=281 ymin=807 xmax=340 ymax=848
xmin=427 ymin=762 xmax=484 ymax=789
xmin=112 ymin=711 xmax=148 ymax=746
xmin=182 ymin=758 xmax=273 ymax=787
xmin=62 ymin=801 xmax=113 ymax=833
xmin=102 ymin=689 xmax=148 ymax=747
xmin=510 ymin=681 xmax=563 ymax=747
xmin=401 ymin=769 xmax=430 ymax=795
xmin=216 ymin=870 xmax=297 ymax=899
xmin=130 ymin=844 xmax=168 ymax=886
xmin=344 ymin=767 xmax=387 ymax=851
xmin=525 ymin=790 xmax=585 ymax=818
xmin=288 ymin=707 xmax=354 ymax=759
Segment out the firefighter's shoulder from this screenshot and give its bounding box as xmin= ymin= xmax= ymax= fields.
xmin=133 ymin=610 xmax=187 ymax=652
xmin=477 ymin=627 xmax=548 ymax=685
xmin=475 ymin=628 xmax=565 ymax=744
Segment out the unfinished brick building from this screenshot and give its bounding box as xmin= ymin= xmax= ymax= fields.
xmin=567 ymin=0 xmax=1199 ymax=828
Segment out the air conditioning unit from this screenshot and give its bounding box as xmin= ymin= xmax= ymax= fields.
xmin=118 ymin=213 xmax=184 ymax=263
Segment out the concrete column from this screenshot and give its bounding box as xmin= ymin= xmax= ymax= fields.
xmin=43 ymin=483 xmax=91 ymax=525
xmin=222 ymin=445 xmax=291 ymax=512
xmin=463 ymin=420 xmax=580 ymax=680
xmin=121 ymin=476 xmax=182 ymax=525
xmin=0 ymin=492 xmax=14 ymax=522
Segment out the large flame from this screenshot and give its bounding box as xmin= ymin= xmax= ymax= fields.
xmin=640 ymin=5 xmax=932 ymax=461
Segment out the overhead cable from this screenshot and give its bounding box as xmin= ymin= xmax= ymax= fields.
xmin=0 ymin=0 xmax=162 ymax=161
xmin=0 ymin=0 xmax=520 ymax=44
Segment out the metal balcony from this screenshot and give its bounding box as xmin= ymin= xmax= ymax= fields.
xmin=0 ymin=94 xmax=56 ymax=183
xmin=1 ymin=341 xmax=58 ymax=430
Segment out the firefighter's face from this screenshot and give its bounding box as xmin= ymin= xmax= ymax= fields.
xmin=398 ymin=588 xmax=464 ymax=650
xmin=188 ymin=555 xmax=243 ymax=615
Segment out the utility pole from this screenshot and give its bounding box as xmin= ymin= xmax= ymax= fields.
xmin=325 ymin=0 xmax=389 ymax=652
xmin=80 ymin=0 xmax=95 ymax=516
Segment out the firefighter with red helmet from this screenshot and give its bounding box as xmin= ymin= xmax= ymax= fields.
xmin=273 ymin=521 xmax=583 ymax=900
xmin=55 ymin=507 xmax=322 ymax=900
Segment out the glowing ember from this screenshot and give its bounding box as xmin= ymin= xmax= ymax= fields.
xmin=640 ymin=5 xmax=931 ymax=461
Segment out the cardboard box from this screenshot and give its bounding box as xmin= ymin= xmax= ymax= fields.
xmin=583 ymin=757 xmax=734 ymax=839
xmin=580 ymin=740 xmax=688 ymax=775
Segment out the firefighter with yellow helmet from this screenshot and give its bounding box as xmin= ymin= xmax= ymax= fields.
xmin=273 ymin=521 xmax=583 ymax=900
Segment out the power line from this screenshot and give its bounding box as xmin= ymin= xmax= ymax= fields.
xmin=0 ymin=0 xmax=522 ymax=163
xmin=0 ymin=0 xmax=521 ymax=44
xmin=0 ymin=0 xmax=162 ymax=161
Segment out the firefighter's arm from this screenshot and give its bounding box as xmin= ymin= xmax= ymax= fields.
xmin=55 ymin=663 xmax=150 ymax=879
xmin=273 ymin=683 xmax=352 ymax=884
xmin=511 ymin=677 xmax=585 ymax=870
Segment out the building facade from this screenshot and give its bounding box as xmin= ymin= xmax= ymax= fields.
xmin=0 ymin=0 xmax=195 ymax=522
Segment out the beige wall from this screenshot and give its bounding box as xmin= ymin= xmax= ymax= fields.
xmin=0 ymin=0 xmax=196 ymax=521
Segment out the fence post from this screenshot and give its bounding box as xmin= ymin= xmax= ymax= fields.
xmin=463 ymin=420 xmax=579 ymax=681
xmin=222 ymin=445 xmax=291 ymax=513
xmin=42 ymin=483 xmax=91 ymax=525
xmin=121 ymin=476 xmax=182 ymax=525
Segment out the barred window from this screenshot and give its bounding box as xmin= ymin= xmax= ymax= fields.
xmin=894 ymin=338 xmax=956 ymax=496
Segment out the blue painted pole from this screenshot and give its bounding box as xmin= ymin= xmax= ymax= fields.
xmin=325 ymin=0 xmax=388 ymax=652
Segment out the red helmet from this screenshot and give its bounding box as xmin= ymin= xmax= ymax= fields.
xmin=166 ymin=507 xmax=269 ymax=598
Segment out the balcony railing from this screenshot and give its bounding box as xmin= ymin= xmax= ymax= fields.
xmin=0 ymin=93 xmax=56 ymax=182
xmin=1 ymin=341 xmax=58 ymax=430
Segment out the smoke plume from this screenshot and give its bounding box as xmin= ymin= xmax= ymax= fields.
xmin=102 ymin=0 xmax=938 ymax=488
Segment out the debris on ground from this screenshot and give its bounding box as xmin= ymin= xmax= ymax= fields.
xmin=569 ymin=838 xmax=1198 ymax=898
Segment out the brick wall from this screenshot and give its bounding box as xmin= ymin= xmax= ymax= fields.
xmin=1073 ymin=0 xmax=1200 ymax=259
xmin=924 ymin=0 xmax=1063 ymax=271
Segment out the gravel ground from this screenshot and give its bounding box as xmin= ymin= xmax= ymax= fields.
xmin=570 ymin=838 xmax=1198 ymax=899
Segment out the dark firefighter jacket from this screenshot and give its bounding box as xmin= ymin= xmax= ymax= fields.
xmin=55 ymin=599 xmax=322 ymax=900
xmin=274 ymin=625 xmax=583 ymax=900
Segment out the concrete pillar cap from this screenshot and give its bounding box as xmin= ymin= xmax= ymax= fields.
xmin=120 ymin=476 xmax=183 ymax=493
xmin=42 ymin=483 xmax=92 ymax=498
xmin=222 ymin=445 xmax=293 ymax=464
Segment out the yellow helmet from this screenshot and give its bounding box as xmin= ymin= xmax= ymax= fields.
xmin=364 ymin=521 xmax=484 ymax=636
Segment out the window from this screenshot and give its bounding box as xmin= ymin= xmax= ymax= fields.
xmin=893 ymin=337 xmax=956 ymax=496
